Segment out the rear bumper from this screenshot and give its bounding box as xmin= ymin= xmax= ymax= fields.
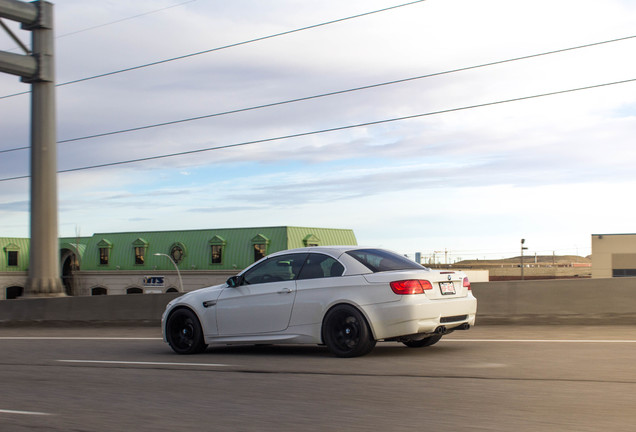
xmin=363 ymin=295 xmax=477 ymax=340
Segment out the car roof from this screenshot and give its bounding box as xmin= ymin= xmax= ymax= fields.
xmin=269 ymin=245 xmax=374 ymax=257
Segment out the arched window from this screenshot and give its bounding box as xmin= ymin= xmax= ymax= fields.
xmin=132 ymin=238 xmax=149 ymax=265
xmin=126 ymin=287 xmax=143 ymax=294
xmin=4 ymin=243 xmax=20 ymax=267
xmin=251 ymin=234 xmax=270 ymax=262
xmin=209 ymin=235 xmax=226 ymax=265
xmin=303 ymin=234 xmax=321 ymax=247
xmin=169 ymin=242 xmax=187 ymax=264
xmin=91 ymin=287 xmax=108 ymax=296
xmin=166 ymin=287 xmax=179 ymax=293
xmin=61 ymin=250 xmax=80 ymax=296
xmin=97 ymin=239 xmax=112 ymax=265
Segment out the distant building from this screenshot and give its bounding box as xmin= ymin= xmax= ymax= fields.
xmin=592 ymin=233 xmax=636 ymax=278
xmin=0 ymin=226 xmax=357 ymax=299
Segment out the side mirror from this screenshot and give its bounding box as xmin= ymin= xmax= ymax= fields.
xmin=226 ymin=275 xmax=242 ymax=288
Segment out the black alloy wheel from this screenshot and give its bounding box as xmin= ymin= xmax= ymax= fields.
xmin=322 ymin=305 xmax=376 ymax=358
xmin=166 ymin=308 xmax=207 ymax=355
xmin=402 ymin=334 xmax=443 ymax=348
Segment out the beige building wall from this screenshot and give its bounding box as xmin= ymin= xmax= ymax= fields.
xmin=592 ymin=234 xmax=636 ymax=278
xmin=0 ymin=273 xmax=27 ymax=300
xmin=74 ymin=270 xmax=235 ymax=296
xmin=1 ymin=270 xmax=235 ymax=299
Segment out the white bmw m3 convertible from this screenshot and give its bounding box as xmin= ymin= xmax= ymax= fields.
xmin=162 ymin=246 xmax=477 ymax=357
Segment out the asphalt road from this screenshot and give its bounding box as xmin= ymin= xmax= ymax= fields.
xmin=1 ymin=325 xmax=635 ymax=432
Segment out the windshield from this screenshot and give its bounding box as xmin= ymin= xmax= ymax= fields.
xmin=346 ymin=249 xmax=426 ymax=273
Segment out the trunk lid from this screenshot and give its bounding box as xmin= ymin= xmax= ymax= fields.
xmin=363 ymin=269 xmax=469 ymax=299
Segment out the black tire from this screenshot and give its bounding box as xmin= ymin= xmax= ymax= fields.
xmin=166 ymin=308 xmax=207 ymax=354
xmin=322 ymin=305 xmax=376 ymax=357
xmin=402 ymin=334 xmax=442 ymax=348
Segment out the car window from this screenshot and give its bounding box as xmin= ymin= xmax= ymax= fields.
xmin=242 ymin=253 xmax=308 ymax=285
xmin=297 ymin=254 xmax=344 ymax=280
xmin=346 ymin=249 xmax=424 ymax=272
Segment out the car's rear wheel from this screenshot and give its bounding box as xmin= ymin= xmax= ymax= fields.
xmin=322 ymin=305 xmax=376 ymax=357
xmin=402 ymin=334 xmax=442 ymax=348
xmin=166 ymin=308 xmax=207 ymax=354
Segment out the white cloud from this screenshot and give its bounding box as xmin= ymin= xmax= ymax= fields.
xmin=1 ymin=0 xmax=636 ymax=257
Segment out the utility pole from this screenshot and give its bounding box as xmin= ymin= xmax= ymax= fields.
xmin=433 ymin=251 xmax=442 ymax=266
xmin=0 ymin=0 xmax=64 ymax=296
xmin=520 ymin=239 xmax=528 ymax=280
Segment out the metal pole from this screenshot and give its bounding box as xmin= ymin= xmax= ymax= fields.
xmin=24 ymin=1 xmax=64 ymax=296
xmin=520 ymin=239 xmax=528 ymax=281
xmin=0 ymin=1 xmax=62 ymax=296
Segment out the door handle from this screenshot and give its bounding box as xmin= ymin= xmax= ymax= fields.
xmin=277 ymin=288 xmax=293 ymax=294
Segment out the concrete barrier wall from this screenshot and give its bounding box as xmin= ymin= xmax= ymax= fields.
xmin=472 ymin=277 xmax=636 ymax=324
xmin=1 ymin=277 xmax=635 ymax=326
xmin=0 ymin=293 xmax=181 ymax=326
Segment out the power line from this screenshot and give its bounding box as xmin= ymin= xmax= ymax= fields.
xmin=1 ymin=76 xmax=634 ymax=183
xmin=0 ymin=145 xmax=27 ymax=154
xmin=0 ymin=0 xmax=428 ymax=100
xmin=1 ymin=0 xmax=196 ymax=53
xmin=56 ymin=0 xmax=197 ymax=39
xmin=1 ymin=33 xmax=635 ymax=155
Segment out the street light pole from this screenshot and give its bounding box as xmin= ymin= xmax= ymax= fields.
xmin=154 ymin=253 xmax=183 ymax=292
xmin=520 ymin=239 xmax=528 ymax=280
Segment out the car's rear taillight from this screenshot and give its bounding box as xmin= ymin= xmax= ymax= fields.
xmin=463 ymin=277 xmax=471 ymax=290
xmin=390 ymin=280 xmax=433 ymax=295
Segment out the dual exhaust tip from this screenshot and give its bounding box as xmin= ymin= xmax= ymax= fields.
xmin=435 ymin=322 xmax=470 ymax=334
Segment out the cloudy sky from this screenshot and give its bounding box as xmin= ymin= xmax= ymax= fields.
xmin=1 ymin=0 xmax=636 ymax=261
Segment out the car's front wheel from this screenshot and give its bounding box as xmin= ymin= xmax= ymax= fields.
xmin=402 ymin=334 xmax=442 ymax=348
xmin=166 ymin=308 xmax=207 ymax=354
xmin=322 ymin=305 xmax=376 ymax=357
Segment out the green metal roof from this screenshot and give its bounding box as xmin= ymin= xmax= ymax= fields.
xmin=0 ymin=227 xmax=357 ymax=272
xmin=286 ymin=226 xmax=357 ymax=247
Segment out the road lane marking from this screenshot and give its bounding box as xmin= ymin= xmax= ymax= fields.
xmin=57 ymin=360 xmax=230 ymax=367
xmin=444 ymin=339 xmax=636 ymax=343
xmin=0 ymin=409 xmax=52 ymax=416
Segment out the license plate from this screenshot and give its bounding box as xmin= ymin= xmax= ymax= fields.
xmin=439 ymin=282 xmax=456 ymax=295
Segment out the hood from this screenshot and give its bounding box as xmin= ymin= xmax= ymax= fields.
xmin=168 ymin=283 xmax=225 ymax=308
xmin=189 ymin=283 xmax=226 ymax=299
